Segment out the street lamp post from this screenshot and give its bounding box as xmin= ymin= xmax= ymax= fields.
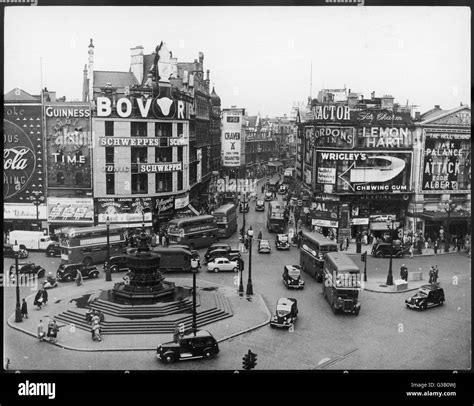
xmin=29 ymin=191 xmax=45 ymax=231
xmin=246 ymin=227 xmax=254 ymax=295
xmin=105 ymin=216 xmax=112 ymax=281
xmin=13 ymin=241 xmax=22 ymax=323
xmin=386 ymin=218 xmax=395 ymax=286
xmin=191 ymin=258 xmax=199 ymax=336
xmin=444 ymin=199 xmax=456 ymax=253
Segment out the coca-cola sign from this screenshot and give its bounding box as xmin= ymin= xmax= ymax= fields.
xmin=4 ymin=104 xmax=44 ymax=203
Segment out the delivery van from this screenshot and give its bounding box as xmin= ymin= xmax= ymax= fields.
xmin=7 ymin=231 xmax=52 ymax=251
xmin=154 ymin=247 xmax=194 ymax=273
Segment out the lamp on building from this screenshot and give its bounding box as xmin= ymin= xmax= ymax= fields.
xmin=13 ymin=241 xmax=23 ymax=323
xmin=246 ymin=227 xmax=254 ymax=295
xmin=190 ymin=258 xmax=199 ymax=336
xmin=386 ymin=217 xmax=396 ymax=286
xmin=105 ymin=216 xmax=112 ymax=282
xmin=29 ymin=191 xmax=45 ymax=231
xmin=443 ymin=199 xmax=457 ymax=253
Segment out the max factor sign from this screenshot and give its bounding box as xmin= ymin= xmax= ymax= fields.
xmin=96 ymin=96 xmax=185 ymax=119
xmin=310 ymin=105 xmax=351 ymax=121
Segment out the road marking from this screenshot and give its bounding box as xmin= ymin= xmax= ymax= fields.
xmin=314 ymin=348 xmax=359 ymax=369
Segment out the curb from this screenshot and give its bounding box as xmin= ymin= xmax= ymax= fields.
xmin=346 ymin=251 xmax=462 ymax=258
xmin=362 ymin=286 xmax=420 ymax=294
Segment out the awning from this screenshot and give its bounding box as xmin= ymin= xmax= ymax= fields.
xmin=267 ymin=162 xmax=283 ymax=167
xmin=418 ymin=210 xmax=471 ymax=221
xmin=174 ymin=204 xmax=200 ymax=218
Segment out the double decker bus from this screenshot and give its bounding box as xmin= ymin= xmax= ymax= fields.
xmin=283 ymin=168 xmax=296 ymax=184
xmin=322 ymin=251 xmax=361 ymax=315
xmin=267 ymin=179 xmax=280 ymax=193
xmin=299 ymin=230 xmax=338 ymax=282
xmin=267 ymin=201 xmax=286 ymax=233
xmin=213 ymin=204 xmax=237 ymax=238
xmin=167 ymin=215 xmax=218 ymax=249
xmin=59 ymin=225 xmax=126 ymax=266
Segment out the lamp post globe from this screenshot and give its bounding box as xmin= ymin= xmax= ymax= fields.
xmin=13 ymin=242 xmax=23 ymax=322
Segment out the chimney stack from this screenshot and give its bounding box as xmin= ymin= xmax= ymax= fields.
xmin=434 ymin=105 xmax=441 ymax=109
xmin=130 ymin=45 xmax=144 ymax=85
xmin=88 ymin=39 xmax=94 ymax=102
xmin=371 ymin=91 xmax=375 ymax=99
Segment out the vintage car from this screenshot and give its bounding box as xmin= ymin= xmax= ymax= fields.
xmin=405 ymin=284 xmax=445 ymax=310
xmin=278 ymin=184 xmax=288 ymax=195
xmin=239 ymin=200 xmax=249 ymax=213
xmin=56 ymin=263 xmax=99 ymax=281
xmin=371 ymin=241 xmax=409 ymax=258
xmin=9 ymin=262 xmax=46 ymax=280
xmin=204 ymin=243 xmax=240 ymax=264
xmin=205 ymin=248 xmax=240 ymax=265
xmin=255 ymin=200 xmax=265 ymax=211
xmin=264 ymin=191 xmax=273 ymax=201
xmin=270 ymin=297 xmax=298 ymax=328
xmin=258 ymin=239 xmax=272 ymax=254
xmin=282 ymin=265 xmax=305 ymax=289
xmin=45 ymin=242 xmax=61 ymax=257
xmin=206 ymin=257 xmax=239 ymax=273
xmin=275 ymin=234 xmax=290 ymax=250
xmin=4 ymin=243 xmax=28 ymax=259
xmin=106 ymin=255 xmax=131 ymax=273
xmin=157 ymin=330 xmax=219 ymax=364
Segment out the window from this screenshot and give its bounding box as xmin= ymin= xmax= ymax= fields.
xmin=106 ymin=173 xmax=115 ymax=194
xmin=155 ymin=173 xmax=172 ymax=193
xmin=131 ymin=122 xmax=147 ymax=137
xmin=57 ymin=172 xmax=65 ymax=185
xmin=105 ymin=121 xmax=114 ymax=136
xmin=132 ymin=173 xmax=148 ymax=194
xmin=177 ymin=146 xmax=183 ymax=162
xmin=131 ymin=147 xmax=147 ymax=164
xmin=105 ymin=147 xmax=114 ymax=164
xmin=177 ymin=171 xmax=183 ymax=190
xmin=177 ymin=123 xmax=184 ymax=137
xmin=75 ymin=172 xmax=83 ymax=185
xmin=155 ymin=123 xmax=172 ymax=137
xmin=155 ymin=147 xmax=172 ymax=162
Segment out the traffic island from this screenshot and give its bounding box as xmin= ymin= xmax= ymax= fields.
xmin=362 ymin=278 xmax=425 ymax=294
xmin=6 ymin=278 xmax=271 ymax=352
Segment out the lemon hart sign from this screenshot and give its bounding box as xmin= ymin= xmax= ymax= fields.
xmin=4 ymin=103 xmax=45 ymax=203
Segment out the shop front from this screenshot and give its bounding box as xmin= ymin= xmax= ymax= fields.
xmin=94 ymin=197 xmax=153 ymax=230
xmin=4 ymin=204 xmax=48 ymax=235
xmin=419 ymin=210 xmax=471 ymax=243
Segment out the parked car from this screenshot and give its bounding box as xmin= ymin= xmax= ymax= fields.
xmin=4 ymin=243 xmax=28 ymax=259
xmin=107 ymin=255 xmax=130 ymax=273
xmin=206 ymin=257 xmax=239 ymax=273
xmin=278 ymin=184 xmax=288 ymax=195
xmin=270 ymin=297 xmax=298 ymax=328
xmin=258 ymin=239 xmax=272 ymax=254
xmin=45 ymin=242 xmax=61 ymax=257
xmin=204 ymin=243 xmax=239 ymax=264
xmin=275 ymin=234 xmax=290 ymax=250
xmin=255 ymin=200 xmax=265 ymax=211
xmin=282 ymin=265 xmax=305 ymax=289
xmin=205 ymin=248 xmax=240 ymax=265
xmin=371 ymin=242 xmax=409 ymax=258
xmin=56 ymin=263 xmax=99 ymax=281
xmin=9 ymin=262 xmax=46 ymax=279
xmin=405 ymin=285 xmax=445 ymax=310
xmin=264 ymin=192 xmax=273 ymax=201
xmin=157 ymin=330 xmax=219 ymax=363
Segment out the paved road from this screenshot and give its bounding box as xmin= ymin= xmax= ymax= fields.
xmin=3 ymin=189 xmax=471 ymax=370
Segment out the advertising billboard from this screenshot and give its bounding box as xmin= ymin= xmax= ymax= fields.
xmin=4 ymin=103 xmax=45 ymax=203
xmin=305 ymin=125 xmax=355 ymax=149
xmin=47 ymin=197 xmax=94 ymax=224
xmin=44 ymin=103 xmax=92 ymax=190
xmin=421 ymin=131 xmax=470 ymax=193
xmin=316 ymin=151 xmax=413 ymax=194
xmin=221 ymin=111 xmax=242 ymax=167
xmin=95 ymin=197 xmax=152 ymax=224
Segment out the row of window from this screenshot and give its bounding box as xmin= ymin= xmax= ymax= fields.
xmin=104 ymin=121 xmax=184 ymax=138
xmin=105 ymin=172 xmax=183 ymax=195
xmin=105 ymin=147 xmax=184 ymax=165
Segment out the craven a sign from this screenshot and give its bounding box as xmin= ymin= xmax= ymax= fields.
xmin=222 ymin=111 xmax=242 ymax=167
xmin=96 ymin=96 xmax=186 ymax=120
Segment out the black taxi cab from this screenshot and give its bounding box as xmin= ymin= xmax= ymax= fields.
xmin=282 ymin=265 xmax=305 ymax=289
xmin=270 ymin=297 xmax=298 ymax=328
xmin=275 ymin=234 xmax=290 ymax=250
xmin=157 ymin=330 xmax=219 ymax=363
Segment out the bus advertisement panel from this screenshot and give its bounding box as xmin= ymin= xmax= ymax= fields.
xmin=213 ymin=204 xmax=237 ymax=238
xmin=167 ymin=215 xmax=218 ymax=249
xmin=267 ymin=201 xmax=286 ymax=233
xmin=59 ymin=225 xmax=126 ymax=266
xmin=322 ymin=251 xmax=361 ymax=315
xmin=299 ymin=230 xmax=338 ymax=282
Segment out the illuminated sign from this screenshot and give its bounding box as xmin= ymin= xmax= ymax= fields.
xmin=222 ymin=111 xmax=242 ymax=167
xmin=310 ymin=104 xmax=350 ymax=121
xmin=138 ymin=162 xmax=183 ymax=173
xmin=96 ymin=96 xmax=185 ymax=119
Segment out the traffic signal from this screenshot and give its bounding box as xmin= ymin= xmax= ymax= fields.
xmin=242 ymin=353 xmax=251 ymax=370
xmin=361 ymin=252 xmax=367 ymax=263
xmin=248 ymin=350 xmax=257 ymax=369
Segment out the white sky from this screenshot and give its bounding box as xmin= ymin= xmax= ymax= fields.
xmin=4 ymin=6 xmax=471 ymax=117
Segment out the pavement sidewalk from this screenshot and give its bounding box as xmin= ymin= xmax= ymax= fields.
xmin=6 ymin=277 xmax=271 ymax=352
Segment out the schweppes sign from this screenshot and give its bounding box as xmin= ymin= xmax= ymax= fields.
xmin=96 ymin=96 xmax=186 ymax=119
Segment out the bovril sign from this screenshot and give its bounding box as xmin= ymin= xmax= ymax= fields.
xmin=96 ymin=96 xmax=186 ymax=119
